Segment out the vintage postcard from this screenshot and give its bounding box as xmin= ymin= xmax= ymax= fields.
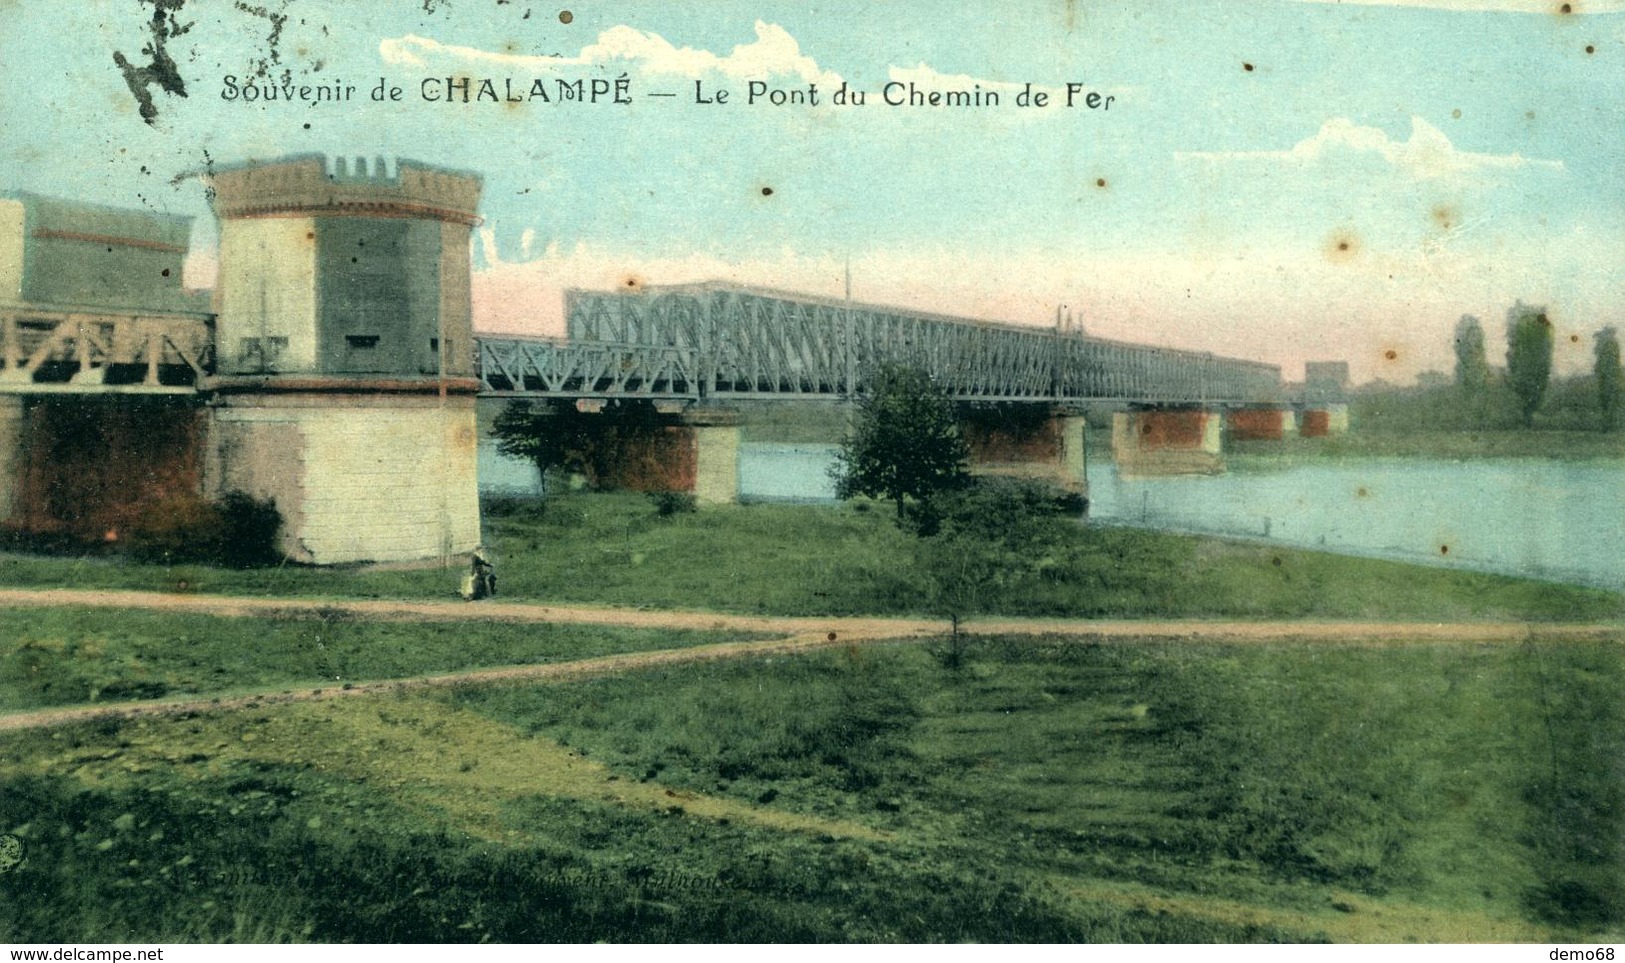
xmin=0 ymin=0 xmax=1621 ymax=947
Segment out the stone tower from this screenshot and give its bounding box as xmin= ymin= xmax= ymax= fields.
xmin=205 ymin=154 xmax=483 ymax=564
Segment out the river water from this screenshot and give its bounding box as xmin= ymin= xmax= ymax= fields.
xmin=482 ymin=441 xmax=1625 ymax=590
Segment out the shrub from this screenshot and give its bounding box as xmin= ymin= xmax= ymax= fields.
xmin=121 ymin=491 xmax=282 ymax=567
xmin=648 ymin=490 xmax=697 ymax=517
xmin=215 ymin=491 xmax=283 ymax=567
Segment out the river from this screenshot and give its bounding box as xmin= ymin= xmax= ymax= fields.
xmin=481 ymin=441 xmax=1625 ymax=591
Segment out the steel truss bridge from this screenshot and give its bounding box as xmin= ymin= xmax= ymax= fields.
xmin=475 ymin=283 xmax=1285 ymax=406
xmin=1 ymin=284 xmax=1288 ymax=406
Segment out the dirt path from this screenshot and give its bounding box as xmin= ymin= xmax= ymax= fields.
xmin=0 ymin=585 xmax=1618 ymax=641
xmin=0 ymin=585 xmax=1617 ymax=734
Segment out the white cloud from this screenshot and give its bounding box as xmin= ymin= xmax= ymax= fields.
xmin=1177 ymin=116 xmax=1565 ymax=180
xmin=1284 ymin=0 xmax=1625 ymax=12
xmin=380 ymin=22 xmax=842 ymax=88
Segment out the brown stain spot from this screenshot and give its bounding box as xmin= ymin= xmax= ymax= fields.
xmin=622 ymin=275 xmax=643 ymax=291
xmin=1384 ymin=349 xmax=1399 ymax=362
xmin=1431 ymin=205 xmax=1459 ymax=230
xmin=1439 ymin=544 xmax=1450 ymax=555
xmin=1242 ymin=62 xmax=1255 ymax=72
xmin=1558 ymin=2 xmax=1572 ymax=12
xmin=1451 ymin=108 xmax=1462 ymax=119
xmin=1571 ymin=334 xmax=1581 ymax=343
xmin=1356 ymin=486 xmax=1369 ymax=498
xmin=558 ymin=9 xmax=573 ymax=23
xmin=827 ymin=632 xmax=838 ymax=642
xmin=1095 ymin=177 xmax=1107 ymax=188
xmin=760 ymin=186 xmax=774 ymax=197
xmin=1271 ymin=556 xmax=1282 ymax=567
xmin=1325 ymin=230 xmax=1361 ymax=263
xmin=1526 ymin=109 xmax=1537 ymax=120
xmin=1585 ymin=44 xmax=1595 ymax=54
xmin=161 ymin=269 xmax=170 ymax=278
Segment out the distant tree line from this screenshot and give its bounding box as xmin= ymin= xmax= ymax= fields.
xmin=1376 ymin=301 xmax=1622 ymax=432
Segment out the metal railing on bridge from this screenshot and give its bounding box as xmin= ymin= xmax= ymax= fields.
xmin=474 ymin=283 xmax=1285 ymax=405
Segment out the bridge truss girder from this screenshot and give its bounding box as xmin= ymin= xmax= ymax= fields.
xmin=477 ymin=285 xmax=1285 ymax=405
xmin=0 ymin=305 xmax=214 ymax=394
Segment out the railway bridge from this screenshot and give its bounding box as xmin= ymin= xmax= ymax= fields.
xmin=0 ymin=155 xmax=1340 ymax=564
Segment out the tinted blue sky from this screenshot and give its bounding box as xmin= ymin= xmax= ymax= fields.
xmin=1 ymin=0 xmax=1620 ymax=380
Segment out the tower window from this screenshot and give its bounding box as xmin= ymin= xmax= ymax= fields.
xmin=345 ymin=335 xmax=380 ymax=349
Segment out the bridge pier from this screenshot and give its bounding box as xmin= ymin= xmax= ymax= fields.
xmin=1111 ymin=408 xmax=1223 ymax=475
xmin=208 ymin=381 xmax=481 ymax=564
xmin=959 ymin=405 xmax=1089 ymax=494
xmin=685 ymin=408 xmax=742 ymax=505
xmin=1298 ymin=403 xmax=1350 ymax=437
xmin=0 ymin=396 xmax=22 ymax=521
xmin=1225 ymin=406 xmax=1297 ymax=441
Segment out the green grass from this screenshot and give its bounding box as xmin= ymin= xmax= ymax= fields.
xmin=0 ymin=606 xmax=768 ymax=712
xmin=1 ymin=491 xmax=1618 ymax=621
xmin=449 ymin=636 xmax=1624 ymax=939
xmin=3 ymin=635 xmax=1618 ymax=941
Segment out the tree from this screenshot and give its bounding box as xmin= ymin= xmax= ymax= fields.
xmin=491 ymin=400 xmax=585 ymax=491
xmin=1454 ymin=314 xmax=1489 ymax=391
xmin=832 ymin=364 xmax=969 ymax=519
xmin=1505 ymin=301 xmax=1554 ymax=428
xmin=1597 ymin=327 xmax=1622 ymax=431
xmin=915 ymin=478 xmax=1077 ymax=663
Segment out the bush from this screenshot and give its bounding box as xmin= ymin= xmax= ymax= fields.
xmin=648 ymin=491 xmax=697 ymax=517
xmin=215 ymin=491 xmax=283 ymax=567
xmin=122 ymin=491 xmax=282 ymax=567
xmin=479 ymin=493 xmax=547 ymax=520
xmin=914 ymin=477 xmax=1080 ymax=640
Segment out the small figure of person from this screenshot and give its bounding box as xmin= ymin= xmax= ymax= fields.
xmin=462 ymin=546 xmax=497 ymax=601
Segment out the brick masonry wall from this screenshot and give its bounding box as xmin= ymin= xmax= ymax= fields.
xmin=10 ymin=397 xmax=206 ymax=540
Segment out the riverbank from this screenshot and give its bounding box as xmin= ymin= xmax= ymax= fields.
xmin=1231 ymin=429 xmax=1625 ymax=462
xmin=1 ymin=491 xmax=1619 ymax=621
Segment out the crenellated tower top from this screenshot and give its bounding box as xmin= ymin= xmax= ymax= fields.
xmin=206 ymin=154 xmax=482 ymax=227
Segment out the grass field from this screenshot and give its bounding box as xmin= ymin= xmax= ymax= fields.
xmin=1 ymin=491 xmax=1619 ymax=622
xmin=0 ymin=606 xmax=769 ymax=713
xmin=2 ymin=636 xmax=1619 ymax=942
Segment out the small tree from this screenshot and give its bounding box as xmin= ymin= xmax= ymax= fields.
xmin=1506 ymin=301 xmax=1554 ymax=428
xmin=916 ymin=478 xmax=1076 ymax=666
xmin=1597 ymin=327 xmax=1622 ymax=431
xmin=832 ymin=364 xmax=969 ymax=520
xmin=492 ymin=400 xmax=577 ymax=491
xmin=492 ymin=400 xmax=677 ymax=492
xmin=1454 ymin=314 xmax=1489 ymax=391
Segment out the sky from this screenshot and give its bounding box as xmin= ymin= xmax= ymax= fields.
xmin=1 ymin=0 xmax=1621 ymax=384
